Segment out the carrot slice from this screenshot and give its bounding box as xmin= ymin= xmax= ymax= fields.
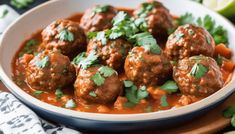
xmin=222 ymin=61 xmax=235 ymax=72
xmin=214 ymin=43 xmax=232 ymax=59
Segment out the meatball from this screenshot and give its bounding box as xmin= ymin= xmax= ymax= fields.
xmin=26 ymin=51 xmax=76 ymax=91
xmin=133 ymin=1 xmax=175 ymax=41
xmin=87 ymin=38 xmax=132 ymax=70
xmin=173 ymin=55 xmax=224 ymax=97
xmin=74 ymin=65 xmax=122 ymax=104
xmin=80 ymin=5 xmax=117 ymax=32
xmin=41 ymin=19 xmax=86 ymax=57
xmin=124 ymin=47 xmax=172 ymax=86
xmin=165 ymin=24 xmax=215 ymax=60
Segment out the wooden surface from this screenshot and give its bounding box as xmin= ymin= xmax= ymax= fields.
xmin=0 ymin=81 xmax=233 ymax=133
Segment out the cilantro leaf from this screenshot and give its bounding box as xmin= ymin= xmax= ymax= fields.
xmin=72 ymin=52 xmax=86 ymax=65
xmin=79 ymin=51 xmax=98 ymax=69
xmin=112 ymin=11 xmax=129 ymax=26
xmin=190 ymin=63 xmax=208 ymax=79
xmin=144 ymin=106 xmax=153 ymax=113
xmin=0 ymin=9 xmax=8 ymax=19
xmin=87 ymin=32 xmax=97 ymax=39
xmin=160 ymin=95 xmax=169 ymax=107
xmin=92 ymin=5 xmax=110 ymax=14
xmin=18 ymin=39 xmax=38 ymax=57
xmin=89 ymin=91 xmax=97 ymax=97
xmin=96 ymin=31 xmax=107 ymax=45
xmin=123 ymin=80 xmax=134 ymax=87
xmin=33 ymin=90 xmax=43 ymax=97
xmin=98 ymin=66 xmax=116 ymax=77
xmin=55 ymin=89 xmax=64 ymax=99
xmin=58 ymin=28 xmax=74 ymax=42
xmin=136 ymin=2 xmax=155 ymax=17
xmin=134 ymin=18 xmax=148 ymax=32
xmin=35 ymin=56 xmax=50 ymax=69
xmin=125 ymin=85 xmax=139 ymax=104
xmin=137 ymin=86 xmax=149 ymax=99
xmin=175 ymin=33 xmax=184 ymax=42
xmin=160 ymin=80 xmax=178 ymax=93
xmin=65 ymin=99 xmax=76 ymax=108
xmin=91 ymin=72 xmax=105 ymax=86
xmin=176 ymin=13 xmax=195 ymax=26
xmin=216 ymin=55 xmax=228 ymax=65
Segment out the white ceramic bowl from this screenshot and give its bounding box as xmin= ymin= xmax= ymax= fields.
xmin=0 ymin=0 xmax=235 ymax=131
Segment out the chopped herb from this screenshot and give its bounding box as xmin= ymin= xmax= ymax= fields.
xmin=160 ymin=80 xmax=178 ymax=93
xmin=223 ymin=105 xmax=235 ymax=118
xmin=176 ymin=13 xmax=195 ymax=26
xmin=136 ymin=2 xmax=156 ymax=17
xmin=87 ymin=32 xmax=97 ymax=39
xmin=175 ymin=33 xmax=184 ymax=42
xmin=58 ymin=28 xmax=74 ymax=42
xmin=0 ymin=9 xmax=8 ymax=19
xmin=134 ymin=18 xmax=148 ymax=32
xmin=112 ymin=11 xmax=129 ymax=26
xmin=35 ymin=56 xmax=49 ymax=69
xmin=137 ymin=86 xmax=149 ymax=99
xmin=124 ymin=102 xmax=136 ymax=108
xmin=91 ymin=72 xmax=105 ymax=86
xmin=89 ymin=91 xmax=97 ymax=97
xmin=160 ymin=95 xmax=169 ymax=107
xmin=55 ymin=89 xmax=64 ymax=99
xmin=190 ymin=63 xmax=208 ymax=79
xmin=33 ymin=90 xmax=43 ymax=97
xmin=130 ymin=32 xmax=161 ymax=54
xmin=72 ymin=52 xmax=86 ymax=65
xmin=65 ymin=99 xmax=76 ymax=108
xmin=98 ymin=66 xmax=116 ymax=77
xmin=124 ymin=82 xmax=149 ymax=106
xmin=10 ymin=0 xmax=34 ymax=9
xmin=144 ymin=106 xmax=153 ymax=113
xmin=123 ymin=80 xmax=134 ymax=87
xmin=18 ymin=39 xmax=38 ymax=57
xmin=79 ymin=51 xmax=98 ymax=69
xmin=92 ymin=5 xmax=110 ymax=15
xmin=96 ymin=31 xmax=107 ymax=45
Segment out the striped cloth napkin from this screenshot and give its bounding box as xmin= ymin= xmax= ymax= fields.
xmin=0 ymin=5 xmax=80 ymax=134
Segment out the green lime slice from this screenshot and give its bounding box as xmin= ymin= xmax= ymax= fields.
xmin=203 ymin=0 xmax=235 ymax=17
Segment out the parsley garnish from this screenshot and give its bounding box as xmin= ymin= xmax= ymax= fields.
xmin=144 ymin=106 xmax=153 ymax=113
xmin=175 ymin=33 xmax=184 ymax=42
xmin=89 ymin=91 xmax=97 ymax=97
xmin=130 ymin=32 xmax=161 ymax=54
xmin=124 ymin=81 xmax=149 ymax=107
xmin=58 ymin=28 xmax=74 ymax=42
xmin=91 ymin=72 xmax=105 ymax=86
xmin=160 ymin=95 xmax=169 ymax=107
xmin=65 ymin=99 xmax=76 ymax=108
xmin=91 ymin=66 xmax=116 ymax=86
xmin=0 ymin=9 xmax=8 ymax=19
xmin=87 ymin=32 xmax=97 ymax=39
xmin=72 ymin=52 xmax=86 ymax=65
xmin=98 ymin=66 xmax=116 ymax=77
xmin=79 ymin=51 xmax=98 ymax=69
xmin=136 ymin=2 xmax=156 ymax=17
xmin=35 ymin=56 xmax=50 ymax=69
xmin=55 ymin=89 xmax=64 ymax=99
xmin=190 ymin=63 xmax=208 ymax=79
xmin=18 ymin=39 xmax=38 ymax=57
xmin=134 ymin=18 xmax=148 ymax=32
xmin=11 ymin=0 xmax=34 ymax=9
xmin=96 ymin=31 xmax=107 ymax=45
xmin=92 ymin=5 xmax=110 ymax=15
xmin=33 ymin=90 xmax=43 ymax=97
xmin=176 ymin=13 xmax=195 ymax=26
xmin=160 ymin=80 xmax=178 ymax=93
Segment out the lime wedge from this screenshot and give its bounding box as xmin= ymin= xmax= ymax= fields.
xmin=203 ymin=0 xmax=235 ymax=17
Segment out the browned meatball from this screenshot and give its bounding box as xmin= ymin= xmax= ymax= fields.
xmin=124 ymin=47 xmax=172 ymax=86
xmin=173 ymin=55 xmax=224 ymax=97
xmin=26 ymin=51 xmax=76 ymax=91
xmin=74 ymin=65 xmax=122 ymax=104
xmin=165 ymin=24 xmax=215 ymax=60
xmin=41 ymin=19 xmax=86 ymax=57
xmin=133 ymin=1 xmax=175 ymax=41
xmin=87 ymin=38 xmax=132 ymax=70
xmin=80 ymin=5 xmax=117 ymax=32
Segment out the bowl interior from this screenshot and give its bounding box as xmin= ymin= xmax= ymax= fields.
xmin=0 ymin=0 xmax=235 ymax=121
